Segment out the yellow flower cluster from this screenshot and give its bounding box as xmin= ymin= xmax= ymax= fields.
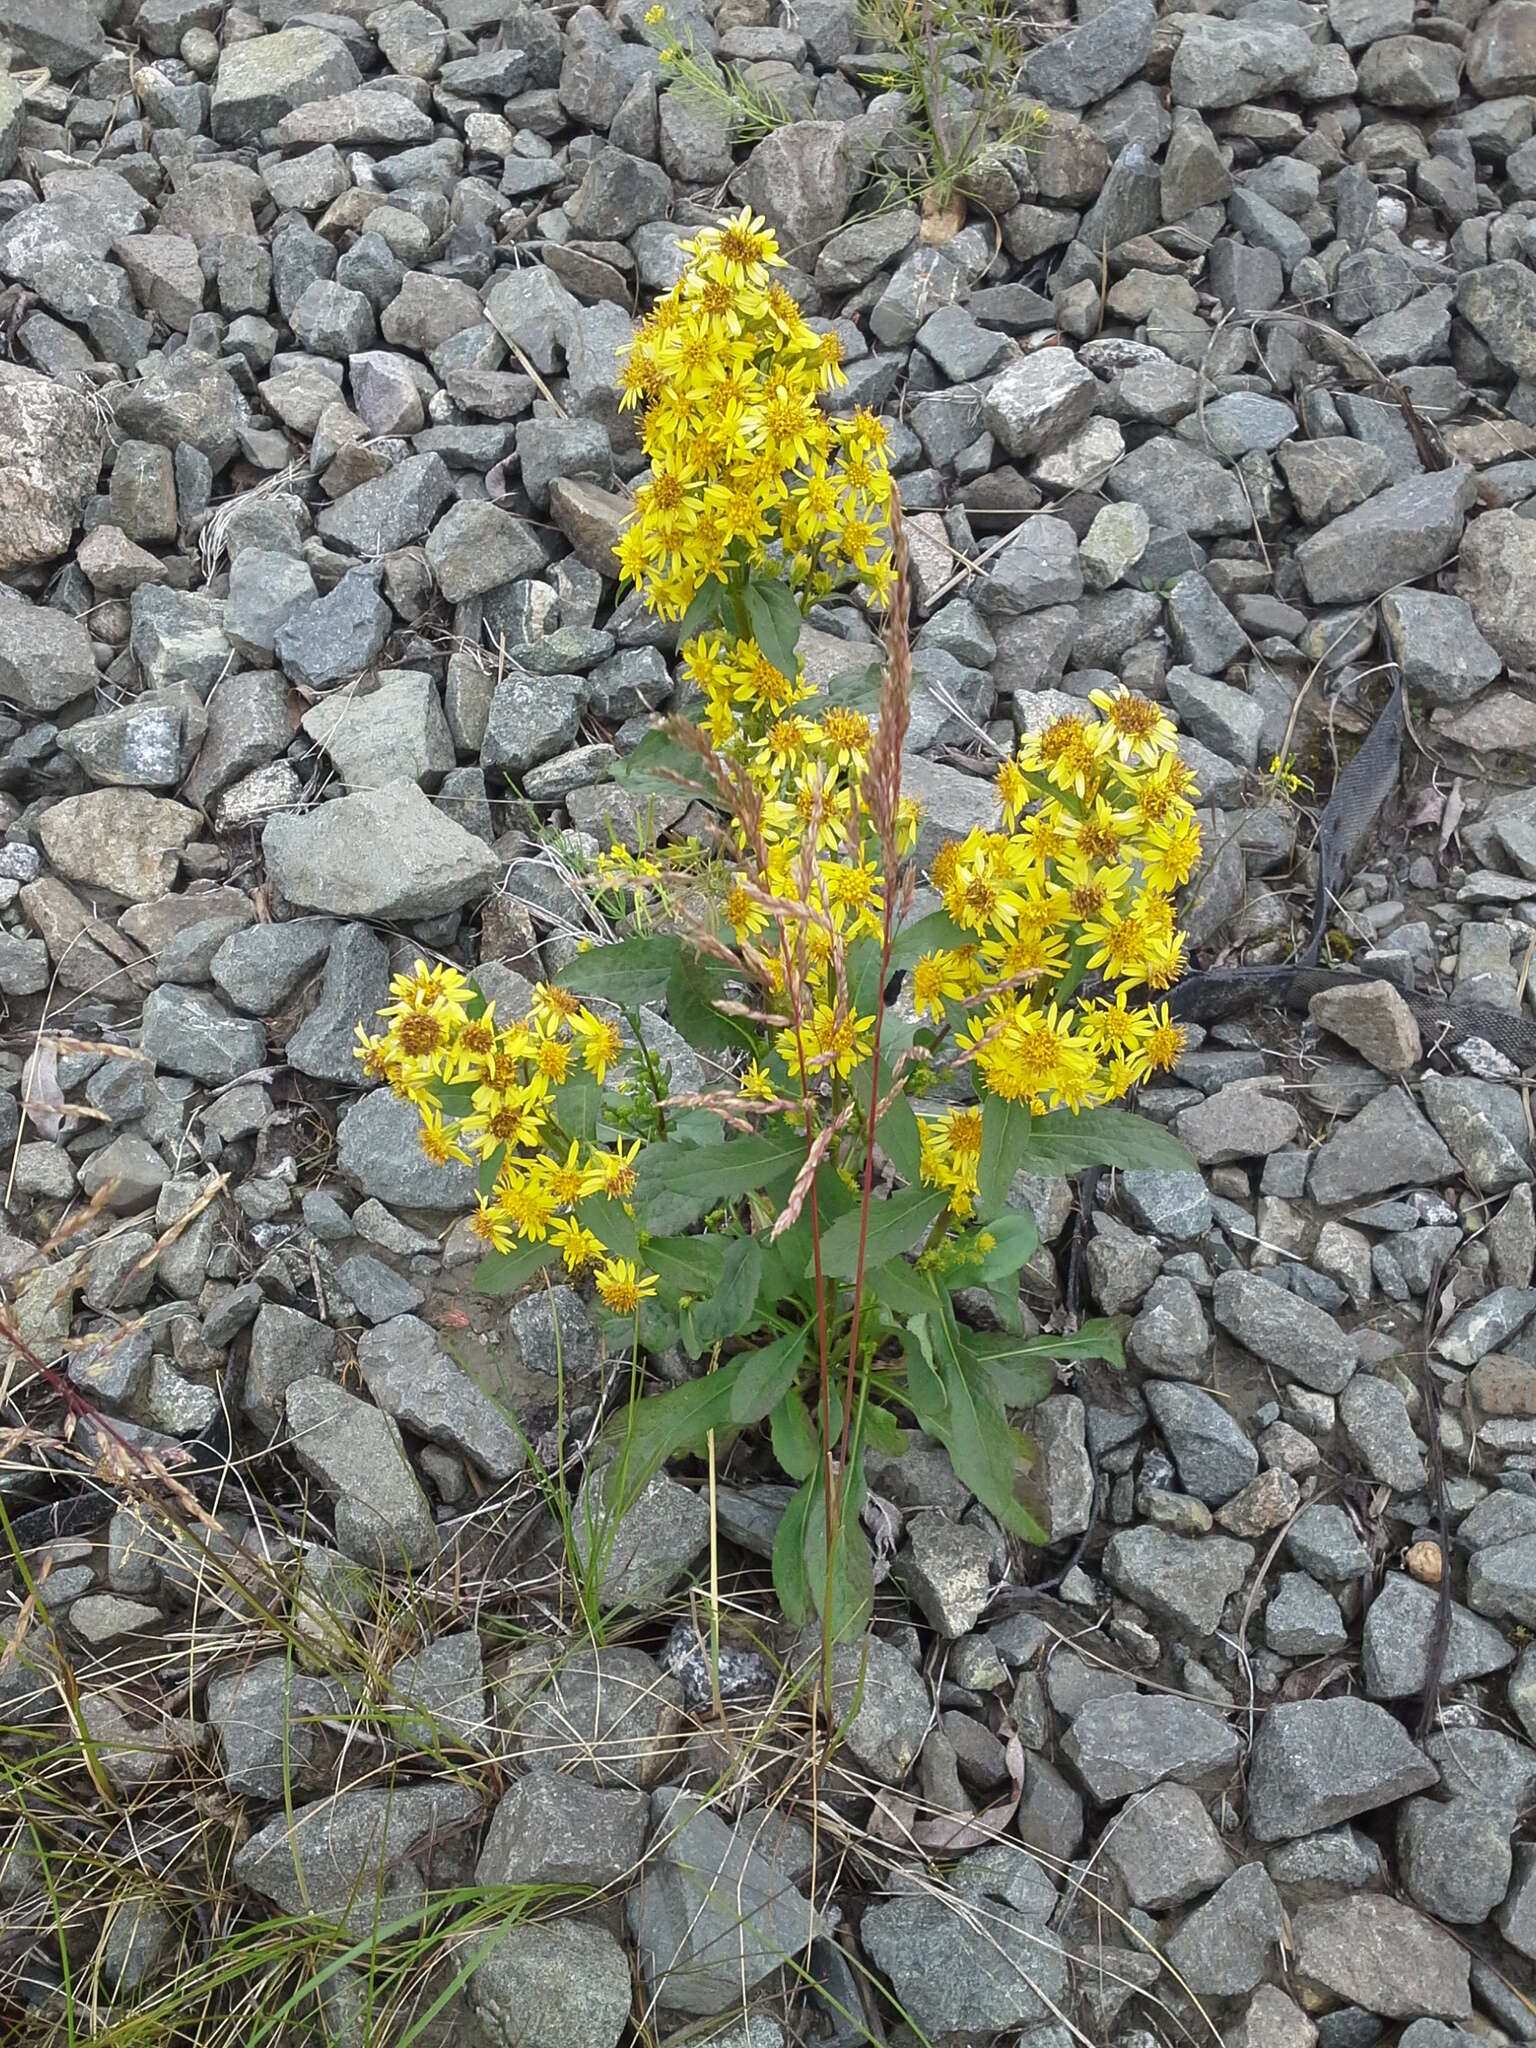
xmin=913 ymin=692 xmax=1200 ymax=1216
xmin=354 ymin=963 xmax=656 ymax=1312
xmin=613 ymin=207 xmax=896 ymax=620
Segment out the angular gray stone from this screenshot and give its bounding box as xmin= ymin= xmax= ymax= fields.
xmin=736 ymin=121 xmax=852 ymax=258
xmin=1170 ymin=17 xmax=1315 ymax=107
xmin=574 ymin=1469 xmax=710 ymax=1610
xmin=499 ymin=1642 xmax=684 ymax=1788
xmin=317 ymin=454 xmax=455 ymax=557
xmin=1296 ymin=469 xmax=1476 ymax=606
xmin=1275 ymin=437 xmax=1393 ymax=526
xmin=284 ymin=1377 xmax=437 ymax=1568
xmin=1292 ymin=1895 xmax=1471 ymax=2020
xmin=244 ymin=1302 xmax=336 ymax=1435
xmin=1467 ymin=1532 xmax=1536 ymax=1627
xmin=337 ymin=1087 xmax=477 ymax=1212
xmin=206 ymin=1657 xmax=344 ymax=1802
xmin=140 ymin=984 xmax=265 ymax=1085
xmin=1101 ymin=1526 xmax=1254 ymax=1636
xmin=1397 ymin=1796 xmax=1514 ymax=1923
xmin=286 ymin=923 xmax=389 ymax=1083
xmin=234 ymin=1782 xmax=480 ymax=1934
xmin=1266 ymin=1572 xmax=1348 ymax=1656
xmin=982 ymin=351 xmax=1100 ymax=458
xmin=1338 ymin=1373 xmax=1427 ymax=1493
xmin=1308 ymin=1087 xmax=1457 ymax=1205
xmin=264 ymin=781 xmax=500 ymax=919
xmin=860 ymin=1883 xmax=1066 ymax=2039
xmin=1165 ymin=1863 xmax=1286 ymax=1998
xmin=301 ymin=670 xmax=454 ymax=793
xmin=0 ymin=594 xmax=99 ymax=712
xmin=477 ymin=1775 xmax=650 ymax=1888
xmin=1102 ymin=1782 xmax=1235 ymax=1908
xmin=1145 ymin=1381 xmax=1259 ymax=1505
xmin=0 ymin=363 xmax=103 ymax=571
xmin=1175 ymin=1079 xmax=1299 ymax=1161
xmin=1247 ymin=1698 xmax=1437 ymax=1841
xmin=1213 ymin=1269 xmax=1359 ymax=1393
xmin=628 ymin=1789 xmax=822 ymax=2015
xmin=1022 ymin=0 xmax=1156 ymax=107
xmin=482 ymin=672 xmax=587 ymax=777
xmin=210 ymin=25 xmax=361 ymax=146
xmin=469 ymin=1921 xmax=630 ymax=2048
xmin=1107 ymin=437 xmax=1249 ymax=536
xmin=274 ymin=568 xmax=390 ymax=690
xmin=1062 ymin=1693 xmax=1240 ymax=1801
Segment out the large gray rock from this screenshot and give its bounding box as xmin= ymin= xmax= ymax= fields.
xmin=469 ymin=1921 xmax=631 ymax=2048
xmin=860 ymin=1866 xmax=1066 ymax=2039
xmin=141 ymin=985 xmax=266 ymax=1085
xmin=982 ymin=350 xmax=1100 ymax=458
xmin=337 ymin=1088 xmax=477 ymax=1211
xmin=284 ymin=1378 xmax=437 ymax=1567
xmin=317 ymin=454 xmax=456 ymax=556
xmin=1397 ymin=1796 xmax=1514 ymax=1923
xmin=1101 ymin=1782 xmax=1235 ymax=1908
xmin=1107 ymin=438 xmax=1250 ymax=536
xmin=300 ymin=670 xmax=454 ymax=792
xmin=0 ymin=0 xmax=104 ymax=74
xmin=1101 ymin=1526 xmax=1254 ymax=1636
xmin=0 ymin=364 xmax=103 ymax=571
xmin=1213 ymin=1270 xmax=1359 ymax=1393
xmin=0 ymin=594 xmax=100 ymax=711
xmin=263 ymin=781 xmax=501 ymax=919
xmin=1292 ymin=1896 xmax=1471 ymax=2019
xmin=1170 ymin=17 xmax=1315 ymax=106
xmin=234 ymin=1781 xmax=481 ymax=1931
xmin=499 ymin=1643 xmax=684 ymax=1788
xmin=1362 ymin=1572 xmax=1516 ymax=1697
xmin=1247 ymin=1699 xmax=1437 ymax=1840
xmin=1144 ymin=1381 xmax=1259 ymax=1504
xmin=40 ymin=788 xmax=199 ymax=901
xmin=1380 ymin=588 xmax=1503 ymax=707
xmin=357 ymin=1316 xmax=526 ymax=1483
xmin=1022 ymin=0 xmax=1156 ymax=106
xmin=737 ymin=121 xmax=852 ymax=257
xmin=628 ymin=1790 xmax=822 ymax=2015
xmin=1458 ymin=507 xmax=1536 ymax=672
xmin=206 ymin=1657 xmax=345 ymax=1802
xmin=1165 ymin=1863 xmax=1286 ymax=1998
xmin=210 ymin=25 xmax=361 ymax=145
xmin=477 ymin=1776 xmax=650 ymax=1888
xmin=1467 ymin=1532 xmax=1536 ymax=1626
xmin=273 ymin=567 xmax=390 ymax=689
xmin=1308 ymin=1087 xmax=1457 ymax=1204
xmin=1296 ymin=469 xmax=1476 ymax=605
xmin=1062 ymin=1693 xmax=1240 ymax=1800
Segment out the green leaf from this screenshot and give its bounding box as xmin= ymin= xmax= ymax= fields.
xmin=976 ymin=1094 xmax=1034 ymax=1216
xmin=578 ymin=1192 xmax=638 ymax=1264
xmin=922 ymin=1298 xmax=1048 ymax=1543
xmin=874 ymin=1088 xmax=924 ymax=1187
xmin=729 ymin=1324 xmax=808 ymax=1426
xmin=770 ymin=1387 xmax=819 ymax=1483
xmin=425 ymin=1079 xmax=479 ymax=1119
xmin=689 ymin=1235 xmax=765 ymax=1349
xmin=679 ymin=579 xmax=726 ymax=640
xmin=742 ymin=575 xmax=802 ymax=679
xmin=899 ymin=1313 xmax=947 ymax=1428
xmin=552 ymin=1073 xmax=604 ymax=1145
xmin=889 ymin=907 xmax=972 ymax=970
xmin=474 ymin=1241 xmax=557 ymax=1295
xmin=866 ymin=1256 xmax=941 ymax=1319
xmin=803 ymin=1457 xmax=874 ymax=1643
xmin=971 ymin=1208 xmax=1038 ymax=1283
xmin=644 ymin=1233 xmax=728 ymax=1302
xmin=665 ymin=949 xmax=758 ymax=1058
xmin=823 ymin=660 xmax=884 ymax=716
xmin=771 ymin=1475 xmax=815 ymax=1626
xmin=635 ymin=1128 xmax=805 ymax=1217
xmin=817 ymin=1185 xmax=950 ymax=1282
xmin=558 ymin=934 xmax=685 ymax=1008
xmin=957 ymin=1329 xmax=1055 ymax=1411
xmin=1016 ymin=1106 xmax=1199 ymax=1176
xmin=610 ymin=726 xmax=721 ymax=804
xmin=597 ymin=1361 xmax=744 ymax=1515
xmin=862 ymin=1404 xmax=909 ymax=1457
xmin=477 ymin=1143 xmax=505 ymax=1200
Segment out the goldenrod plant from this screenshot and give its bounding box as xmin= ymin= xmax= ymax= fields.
xmin=640 ymin=4 xmax=797 ymax=146
xmin=363 ymin=210 xmax=1202 ymax=1653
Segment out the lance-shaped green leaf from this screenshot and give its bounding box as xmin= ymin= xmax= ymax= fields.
xmin=557 ymin=934 xmax=685 ymax=1007
xmin=1016 ymin=1105 xmax=1198 ymax=1175
xmin=815 ymin=1185 xmax=950 ymax=1281
xmin=728 ymin=1323 xmax=808 ymax=1426
xmin=474 ymin=1240 xmax=557 ymax=1294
